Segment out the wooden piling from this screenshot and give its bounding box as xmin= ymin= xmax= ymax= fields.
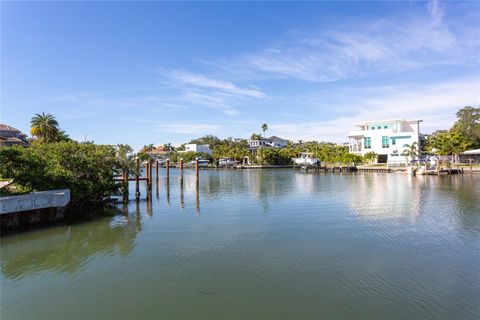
xmin=148 ymin=161 xmax=153 ymax=190
xmin=470 ymin=158 xmax=473 ymax=174
xmin=122 ymin=169 xmax=129 ymax=204
xmin=135 ymin=157 xmax=140 ymax=200
xmin=166 ymin=159 xmax=170 ymax=180
xmin=180 ymin=158 xmax=184 ymax=184
xmin=156 ymin=159 xmax=159 ymax=181
xmin=195 ymin=158 xmax=199 ymax=181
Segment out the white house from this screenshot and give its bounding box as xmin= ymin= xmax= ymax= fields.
xmin=184 ymin=144 xmax=212 ymax=155
xmin=248 ymin=136 xmax=289 ymax=149
xmin=347 ymin=119 xmax=422 ymax=164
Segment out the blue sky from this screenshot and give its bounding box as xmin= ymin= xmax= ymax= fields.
xmin=1 ymin=0 xmax=479 ymax=149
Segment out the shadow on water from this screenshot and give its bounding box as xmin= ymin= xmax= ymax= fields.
xmin=0 ymin=205 xmax=144 ymax=280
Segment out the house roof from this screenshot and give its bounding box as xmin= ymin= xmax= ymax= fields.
xmin=0 ymin=124 xmax=21 ymax=132
xmin=354 ymin=119 xmax=423 ymax=127
xmin=266 ymin=136 xmax=288 ymax=142
xmin=147 ymin=146 xmax=168 ymax=154
xmin=0 ymin=137 xmax=28 ymax=145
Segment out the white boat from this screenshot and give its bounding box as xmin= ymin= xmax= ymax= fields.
xmin=218 ymin=158 xmax=238 ymax=167
xmin=189 ymin=158 xmax=210 ymax=167
xmin=293 ymin=153 xmax=320 ymax=166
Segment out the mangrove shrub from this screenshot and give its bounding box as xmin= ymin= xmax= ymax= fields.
xmin=0 ymin=141 xmax=120 ymax=207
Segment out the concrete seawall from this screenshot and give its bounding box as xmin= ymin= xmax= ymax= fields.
xmin=1 ymin=189 xmax=70 ymax=232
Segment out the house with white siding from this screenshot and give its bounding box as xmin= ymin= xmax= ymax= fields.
xmin=184 ymin=144 xmax=212 ymax=155
xmin=248 ymin=136 xmax=289 ymax=150
xmin=348 ymin=119 xmax=422 ymax=164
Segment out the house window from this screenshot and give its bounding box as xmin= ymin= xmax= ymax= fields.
xmin=364 ymin=137 xmax=371 ymax=149
xmin=382 ymin=136 xmax=389 ymax=148
xmin=391 ymin=138 xmax=396 ymax=145
xmin=371 ymin=127 xmax=375 ymax=130
xmin=384 ymin=125 xmax=388 ymax=129
xmin=377 ymin=126 xmax=381 ymax=129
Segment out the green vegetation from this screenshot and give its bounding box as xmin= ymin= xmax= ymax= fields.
xmin=426 ymin=106 xmax=480 ymax=161
xmin=261 ymin=123 xmax=268 ymax=137
xmin=402 ymin=142 xmax=419 ymax=163
xmin=0 ymin=142 xmax=121 ymax=207
xmin=30 ymin=112 xmax=70 ymax=143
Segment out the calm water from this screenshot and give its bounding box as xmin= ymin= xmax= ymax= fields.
xmin=1 ymin=170 xmax=479 ymax=320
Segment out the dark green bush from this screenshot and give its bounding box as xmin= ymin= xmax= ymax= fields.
xmin=0 ymin=142 xmax=120 ymax=207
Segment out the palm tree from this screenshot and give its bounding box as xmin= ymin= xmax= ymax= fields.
xmin=402 ymin=142 xmax=418 ymax=165
xmin=261 ymin=123 xmax=268 ymax=138
xmin=30 ymin=112 xmax=59 ymax=143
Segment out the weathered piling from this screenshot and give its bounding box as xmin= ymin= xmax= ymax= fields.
xmin=156 ymin=160 xmax=159 ymax=181
xmin=135 ymin=157 xmax=140 ymax=200
xmin=145 ymin=161 xmax=150 ymax=191
xmin=180 ymin=158 xmax=184 ymax=185
xmin=195 ymin=158 xmax=199 ymax=181
xmin=122 ymin=169 xmax=129 ymax=204
xmin=166 ymin=159 xmax=170 ymax=180
xmin=149 ymin=161 xmax=153 ymax=190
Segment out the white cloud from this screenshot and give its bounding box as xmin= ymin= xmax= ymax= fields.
xmin=154 ymin=123 xmax=223 ymax=134
xmin=427 ymin=0 xmax=444 ymax=23
xmin=209 ymin=2 xmax=477 ymax=82
xmin=269 ymin=78 xmax=480 ymax=142
xmin=170 ymin=70 xmax=265 ymax=98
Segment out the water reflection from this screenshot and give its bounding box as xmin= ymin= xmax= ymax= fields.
xmin=1 ymin=170 xmax=479 ymax=320
xmin=1 ymin=213 xmax=139 ymax=280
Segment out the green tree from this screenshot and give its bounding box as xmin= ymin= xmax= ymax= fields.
xmin=452 ymin=106 xmax=480 ymax=148
xmin=163 ymin=142 xmax=175 ymax=152
xmin=188 ymin=135 xmax=222 ymax=149
xmin=0 ymin=142 xmax=119 ymax=207
xmin=142 ymin=144 xmax=155 ymax=152
xmin=30 ymin=112 xmax=60 ymax=143
xmin=261 ymin=123 xmax=268 ymax=138
xmin=250 ymin=133 xmax=262 ymax=140
xmin=402 ymin=142 xmax=418 ymax=164
xmin=363 ymin=151 xmax=378 ymax=164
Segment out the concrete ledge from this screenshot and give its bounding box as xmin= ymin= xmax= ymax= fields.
xmin=0 ymin=189 xmax=70 ymax=215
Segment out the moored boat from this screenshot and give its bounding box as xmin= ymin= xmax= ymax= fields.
xmin=218 ymin=158 xmax=238 ymax=167
xmin=293 ymin=152 xmax=320 ymax=166
xmin=189 ymin=158 xmax=210 ymax=167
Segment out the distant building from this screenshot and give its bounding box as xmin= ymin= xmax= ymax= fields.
xmin=248 ymin=136 xmax=289 ymax=151
xmin=184 ymin=144 xmax=212 ymax=155
xmin=347 ymin=119 xmax=422 ymax=164
xmin=0 ymin=124 xmax=29 ymax=147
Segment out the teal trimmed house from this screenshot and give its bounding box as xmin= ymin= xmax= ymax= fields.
xmin=347 ymin=119 xmax=423 ymax=164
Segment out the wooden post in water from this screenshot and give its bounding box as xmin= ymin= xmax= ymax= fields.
xmin=195 ymin=158 xmax=199 ymax=182
xmin=122 ymin=169 xmax=129 ymax=204
xmin=469 ymin=158 xmax=473 ymax=174
xmin=146 ymin=161 xmax=151 ymax=191
xmin=179 ymin=158 xmax=184 ymax=184
xmin=166 ymin=159 xmax=170 ymax=180
xmin=135 ymin=157 xmax=140 ymax=200
xmin=149 ymin=160 xmax=153 ymax=190
xmin=156 ymin=159 xmax=159 ymax=181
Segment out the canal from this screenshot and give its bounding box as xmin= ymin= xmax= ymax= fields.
xmin=1 ymin=170 xmax=479 ymax=319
